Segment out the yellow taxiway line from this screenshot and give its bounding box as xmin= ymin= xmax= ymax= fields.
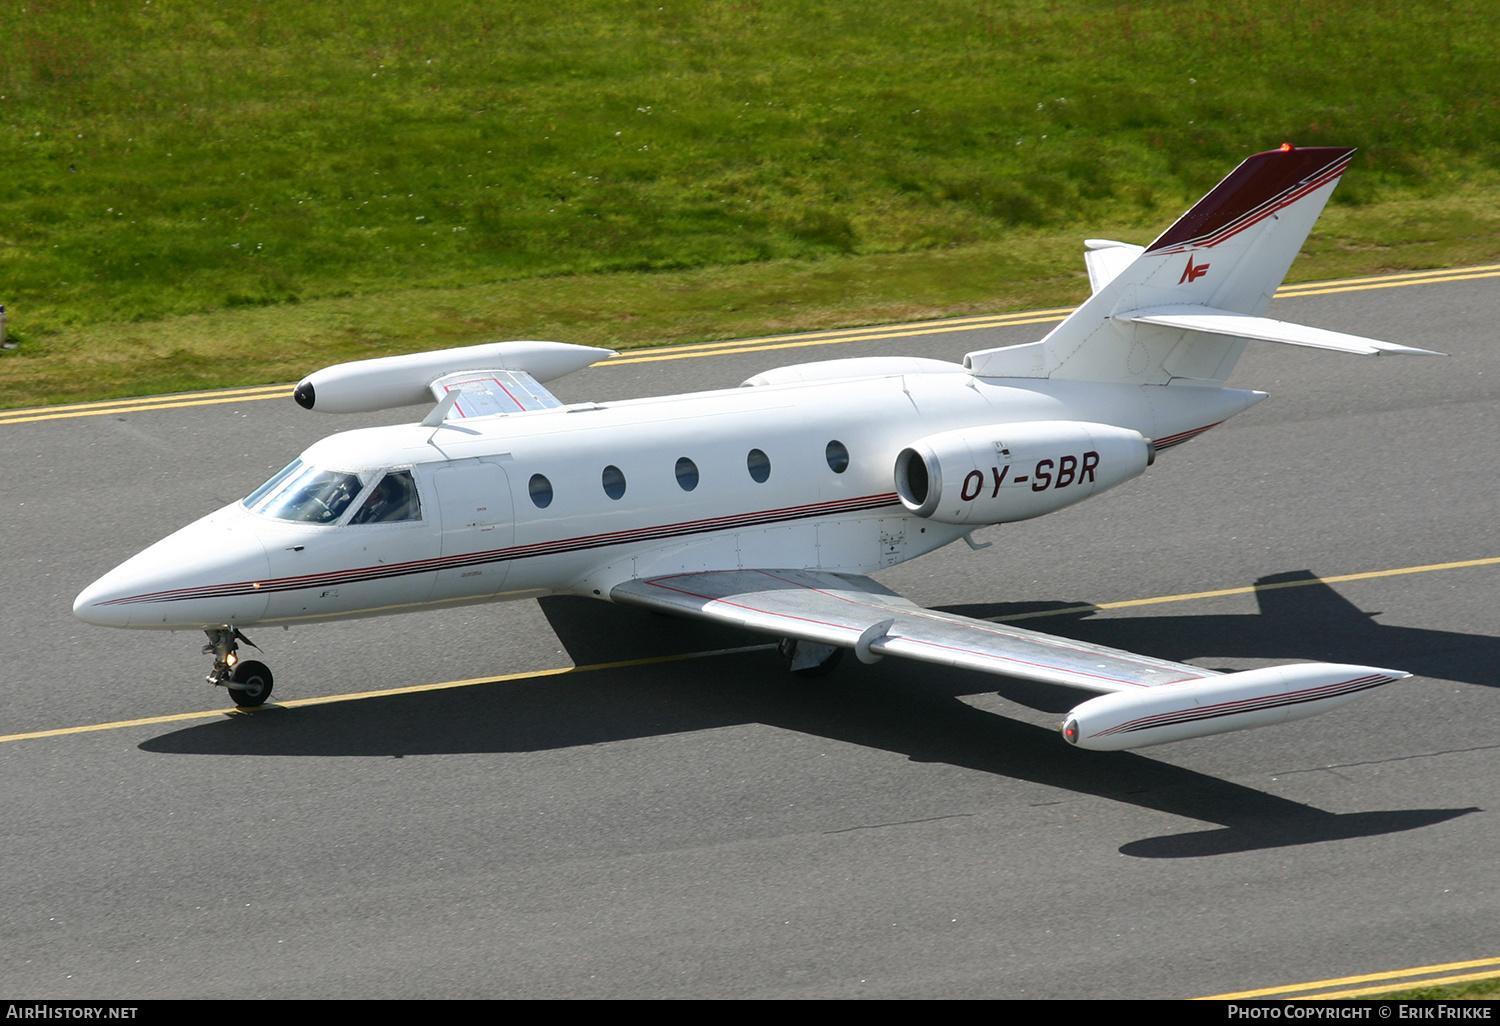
xmin=989 ymin=555 xmax=1500 ymax=623
xmin=1275 ymin=262 xmax=1500 ymax=299
xmin=603 ymin=308 xmax=1071 ymax=365
xmin=0 ymin=644 xmax=777 ymax=745
xmin=3 ymin=264 xmax=1495 ymax=427
xmin=1197 ymin=954 xmax=1500 ymax=1000
xmin=0 ymin=383 xmax=290 ymax=426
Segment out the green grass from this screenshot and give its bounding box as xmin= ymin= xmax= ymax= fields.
xmin=3 ymin=1 xmax=1499 ymax=406
xmin=6 ymin=187 xmax=1500 ymax=409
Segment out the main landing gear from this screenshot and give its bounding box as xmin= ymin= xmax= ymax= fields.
xmin=778 ymin=637 xmax=845 ymax=678
xmin=204 ymin=626 xmax=274 ymax=707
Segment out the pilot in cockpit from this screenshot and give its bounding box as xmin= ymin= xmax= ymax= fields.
xmin=350 ymin=470 xmax=421 ymax=525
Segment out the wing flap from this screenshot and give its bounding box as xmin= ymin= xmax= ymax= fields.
xmin=611 ymin=569 xmax=1217 ymax=694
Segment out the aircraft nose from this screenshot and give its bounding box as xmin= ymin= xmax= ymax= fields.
xmin=73 ymin=573 xmax=135 ymax=628
xmin=72 ymin=508 xmax=272 ymax=629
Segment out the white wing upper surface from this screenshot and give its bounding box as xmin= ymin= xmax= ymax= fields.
xmin=428 ymin=369 xmax=565 ymax=418
xmin=610 ymin=569 xmax=1218 ymax=695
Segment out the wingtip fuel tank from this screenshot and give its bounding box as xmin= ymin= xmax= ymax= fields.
xmin=293 ymin=340 xmax=615 ymax=414
xmin=1061 ymin=663 xmax=1410 ymax=751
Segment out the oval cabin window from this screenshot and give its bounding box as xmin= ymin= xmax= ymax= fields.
xmin=602 ymin=465 xmax=627 ymax=500
xmin=528 ymin=474 xmax=554 ymax=509
xmin=825 ymin=440 xmax=850 ymax=474
xmin=746 ymin=448 xmax=771 ymax=483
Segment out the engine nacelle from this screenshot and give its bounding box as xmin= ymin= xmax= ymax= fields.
xmin=893 ymin=420 xmax=1152 ymax=526
xmin=1060 ymin=663 xmax=1408 ymax=751
xmin=293 ymin=340 xmax=615 ymax=414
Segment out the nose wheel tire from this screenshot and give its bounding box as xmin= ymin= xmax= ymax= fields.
xmin=228 ymin=661 xmax=274 ymax=707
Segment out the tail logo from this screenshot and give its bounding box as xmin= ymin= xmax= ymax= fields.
xmin=1178 ymin=255 xmax=1211 ymax=284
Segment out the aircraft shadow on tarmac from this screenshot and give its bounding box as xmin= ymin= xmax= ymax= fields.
xmin=944 ymin=569 xmax=1500 ymax=698
xmin=141 ymin=570 xmax=1483 ymax=857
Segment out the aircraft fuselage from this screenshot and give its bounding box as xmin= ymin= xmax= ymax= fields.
xmin=73 ymin=367 xmax=1260 ymax=632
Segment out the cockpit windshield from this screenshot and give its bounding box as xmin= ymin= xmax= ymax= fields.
xmin=243 ymin=460 xmax=366 ymax=524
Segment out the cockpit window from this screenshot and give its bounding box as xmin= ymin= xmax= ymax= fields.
xmin=243 ymin=459 xmax=303 ymax=510
xmin=350 ymin=470 xmax=422 ymax=525
xmin=244 ymin=462 xmax=365 ymax=523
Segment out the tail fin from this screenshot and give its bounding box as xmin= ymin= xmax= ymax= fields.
xmin=966 ymin=146 xmax=1440 ymax=383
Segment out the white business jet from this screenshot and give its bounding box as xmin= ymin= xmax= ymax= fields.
xmin=74 ymin=145 xmax=1441 ymax=750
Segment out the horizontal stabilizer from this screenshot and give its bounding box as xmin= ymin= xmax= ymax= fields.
xmin=1084 ymin=239 xmax=1145 ymax=294
xmin=1119 ymin=305 xmax=1445 ymax=356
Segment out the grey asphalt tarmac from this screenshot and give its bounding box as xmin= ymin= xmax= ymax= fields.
xmin=1 ymin=272 xmax=1496 ymax=998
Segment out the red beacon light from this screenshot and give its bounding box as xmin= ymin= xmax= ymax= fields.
xmin=1280 ymin=142 xmax=1295 ymax=152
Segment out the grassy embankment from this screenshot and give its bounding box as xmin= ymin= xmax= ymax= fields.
xmin=2 ymin=1 xmax=1498 ymax=407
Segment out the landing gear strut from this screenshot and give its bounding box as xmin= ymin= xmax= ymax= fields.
xmin=204 ymin=627 xmax=274 ymax=706
xmin=778 ymin=637 xmax=845 ymax=678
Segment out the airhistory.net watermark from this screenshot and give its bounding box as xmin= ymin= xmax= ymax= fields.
xmin=6 ymin=1008 xmax=138 ymax=1020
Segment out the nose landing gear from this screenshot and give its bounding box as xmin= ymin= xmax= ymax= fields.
xmin=204 ymin=626 xmax=274 ymax=707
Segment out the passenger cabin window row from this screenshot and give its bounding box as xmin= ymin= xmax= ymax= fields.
xmin=525 ymin=442 xmax=849 ymax=509
xmin=247 ymin=441 xmax=854 ymax=520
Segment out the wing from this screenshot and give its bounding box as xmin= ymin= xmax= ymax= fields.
xmin=610 ymin=568 xmax=1216 ymax=694
xmin=611 ymin=568 xmax=1408 ymax=751
xmin=428 ymin=369 xmax=565 ymax=418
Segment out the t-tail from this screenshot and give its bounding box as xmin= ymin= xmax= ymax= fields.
xmin=965 ymin=145 xmax=1442 ymax=384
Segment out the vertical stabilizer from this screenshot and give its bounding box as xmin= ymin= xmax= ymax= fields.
xmin=1138 ymin=144 xmax=1354 ymax=316
xmin=966 ymin=146 xmax=1361 ymax=384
